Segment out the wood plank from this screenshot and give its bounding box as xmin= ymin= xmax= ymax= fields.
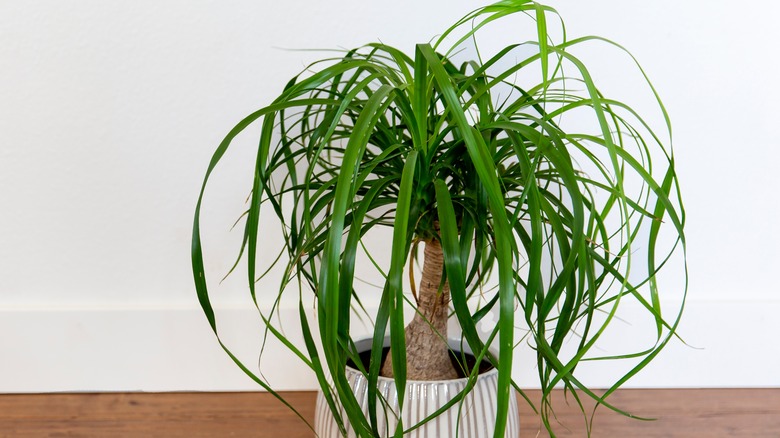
xmin=0 ymin=392 xmax=315 ymax=437
xmin=0 ymin=389 xmax=778 ymax=437
xmin=517 ymin=389 xmax=780 ymax=437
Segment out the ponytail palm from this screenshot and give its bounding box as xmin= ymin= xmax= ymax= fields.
xmin=192 ymin=1 xmax=686 ymax=436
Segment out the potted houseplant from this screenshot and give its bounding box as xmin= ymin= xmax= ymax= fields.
xmin=192 ymin=1 xmax=686 ymax=436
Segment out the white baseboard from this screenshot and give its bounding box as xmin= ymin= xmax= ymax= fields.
xmin=1 ymin=300 xmax=777 ymax=392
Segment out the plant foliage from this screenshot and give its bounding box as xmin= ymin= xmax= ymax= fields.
xmin=192 ymin=1 xmax=686 ymax=436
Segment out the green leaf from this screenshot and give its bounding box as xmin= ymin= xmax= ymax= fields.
xmin=387 ymin=149 xmax=419 ymax=434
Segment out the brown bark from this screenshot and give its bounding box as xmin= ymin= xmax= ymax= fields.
xmin=380 ymin=239 xmax=459 ymax=380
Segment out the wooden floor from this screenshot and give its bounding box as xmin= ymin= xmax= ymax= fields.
xmin=1 ymin=389 xmax=778 ymax=437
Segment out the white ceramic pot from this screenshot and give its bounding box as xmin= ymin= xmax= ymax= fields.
xmin=314 ymin=338 xmax=519 ymax=437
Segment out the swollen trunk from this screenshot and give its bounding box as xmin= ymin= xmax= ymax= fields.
xmin=380 ymin=239 xmax=459 ymax=380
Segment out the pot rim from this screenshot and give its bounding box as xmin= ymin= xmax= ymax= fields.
xmin=343 ymin=336 xmax=498 ymax=384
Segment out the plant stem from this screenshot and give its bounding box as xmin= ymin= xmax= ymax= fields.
xmin=381 ymin=239 xmax=459 ymax=380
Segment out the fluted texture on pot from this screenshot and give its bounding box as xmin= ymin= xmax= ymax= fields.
xmin=314 ymin=364 xmax=519 ymax=437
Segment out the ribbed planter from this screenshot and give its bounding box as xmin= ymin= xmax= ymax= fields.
xmin=314 ymin=338 xmax=519 ymax=437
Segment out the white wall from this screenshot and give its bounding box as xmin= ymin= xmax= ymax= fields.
xmin=1 ymin=0 xmax=778 ymax=392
